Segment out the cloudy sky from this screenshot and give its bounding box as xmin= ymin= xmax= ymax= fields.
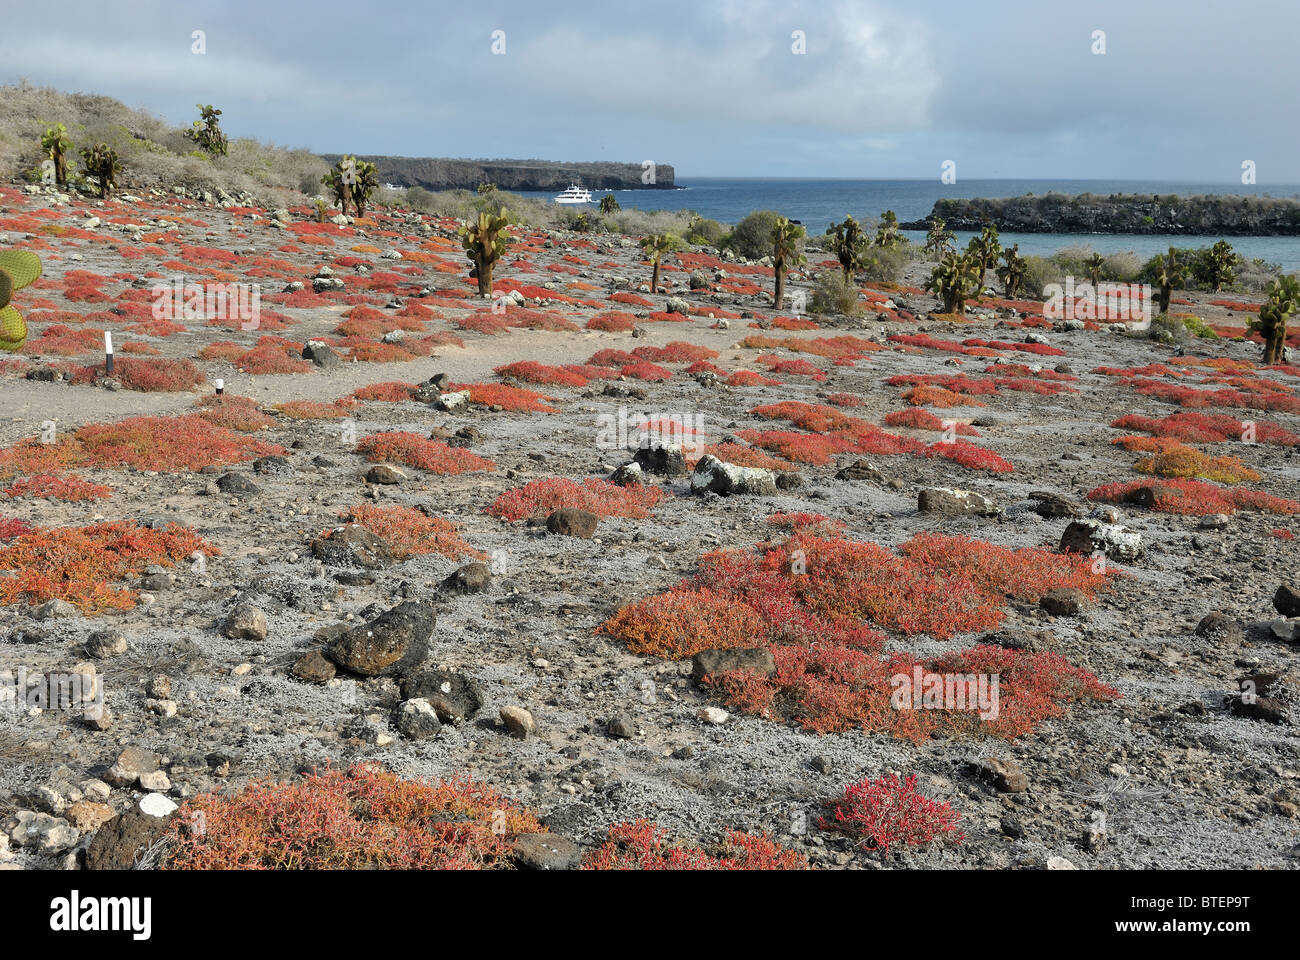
xmin=3 ymin=0 xmax=1298 ymax=182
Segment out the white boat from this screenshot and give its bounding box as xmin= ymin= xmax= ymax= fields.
xmin=553 ymin=184 xmax=593 ymax=204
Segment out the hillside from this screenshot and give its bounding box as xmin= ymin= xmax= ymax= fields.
xmin=323 ymin=155 xmax=677 ymax=192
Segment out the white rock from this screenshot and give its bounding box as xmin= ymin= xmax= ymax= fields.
xmin=139 ymin=793 xmax=178 ymax=818
xmin=699 ymin=706 xmax=729 ymax=724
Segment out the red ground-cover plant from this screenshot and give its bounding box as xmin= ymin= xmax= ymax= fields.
xmin=1087 ymin=478 xmax=1300 ymax=516
xmin=1131 ymin=378 xmax=1300 ymax=415
xmin=195 ymin=395 xmax=275 ymax=432
xmin=335 ymin=505 xmax=483 ymax=561
xmin=883 ymin=409 xmax=981 ymax=436
xmin=494 ymin=361 xmax=589 ymax=387
xmin=355 ymin=432 xmax=494 ymax=474
xmin=819 ymin=775 xmax=961 ymax=855
xmin=902 ymin=385 xmax=986 ymax=408
xmin=1112 ymin=411 xmax=1299 ymax=447
xmin=487 ymin=477 xmax=663 ymax=522
xmin=352 ymin=381 xmax=417 ymax=402
xmin=632 ymin=342 xmax=720 ymax=364
xmin=233 ymin=340 xmax=311 ymax=375
xmin=619 ymin=361 xmax=673 ymax=381
xmin=887 ymin=373 xmax=1000 ymax=397
xmin=582 ymin=820 xmax=808 ymax=870
xmin=0 ymin=520 xmax=218 ymax=613
xmin=924 ymin=440 xmax=1014 ymax=473
xmin=163 ymin=765 xmax=543 ymax=870
xmin=600 ymin=530 xmax=1116 ymax=739
xmin=448 ymin=382 xmax=559 ymax=413
xmin=587 ymin=312 xmax=637 ymax=332
xmin=698 ymin=442 xmax=797 ymax=472
xmin=274 ymin=400 xmax=348 ymax=420
xmin=3 ymin=473 xmax=110 ymax=502
xmin=67 ymin=356 xmax=206 ymax=392
xmin=0 ymin=518 xmax=34 ymax=541
xmin=733 ymin=429 xmax=857 ymax=465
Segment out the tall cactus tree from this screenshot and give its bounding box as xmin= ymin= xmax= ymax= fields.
xmin=640 ymin=233 xmax=679 ymax=294
xmin=1252 ymin=275 xmax=1300 ymax=364
xmin=79 ymin=143 xmax=121 ymax=199
xmin=771 ymin=216 xmax=806 ymax=310
xmin=826 ymin=215 xmax=868 ymax=281
xmin=1206 ymin=240 xmax=1240 ymax=293
xmin=968 ymin=224 xmax=1002 ymax=289
xmin=874 ymin=210 xmax=904 ymax=249
xmin=40 ymin=123 xmax=72 ymax=186
xmin=923 ymin=216 xmax=955 ymax=259
xmin=460 ymin=208 xmax=511 ymax=298
xmin=350 ymin=159 xmax=379 ymax=218
xmin=1152 ymin=247 xmax=1187 ymax=314
xmin=0 ymin=249 xmax=43 ymax=351
xmin=599 ymin=193 xmax=620 ymax=215
xmin=183 ymin=104 xmax=229 ymax=156
xmin=1085 ymin=252 xmax=1104 ymax=287
xmin=927 ymin=251 xmax=982 ymax=316
xmin=997 ymin=244 xmax=1028 ymax=299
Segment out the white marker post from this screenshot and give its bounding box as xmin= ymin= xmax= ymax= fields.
xmin=104 ymin=331 xmax=114 ymax=376
xmin=215 ymin=378 xmax=224 ymax=396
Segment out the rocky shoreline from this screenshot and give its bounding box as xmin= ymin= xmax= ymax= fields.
xmin=323 ymin=156 xmax=679 ymax=193
xmin=901 ymin=193 xmax=1300 ymax=236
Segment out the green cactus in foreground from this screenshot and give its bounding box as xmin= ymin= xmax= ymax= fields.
xmin=460 ymin=208 xmax=511 ymax=297
xmin=0 ymin=249 xmax=43 ymax=351
xmin=349 ymin=159 xmax=379 ymax=219
xmin=1152 ymin=247 xmax=1187 ymax=314
xmin=1252 ymin=275 xmax=1300 ymax=365
xmin=41 ymin=123 xmax=72 ymax=186
xmin=968 ymin=224 xmax=1002 ymax=287
xmin=874 ymin=210 xmax=905 ymax=249
xmin=927 ymin=250 xmax=982 ymax=315
xmin=599 ymin=193 xmax=620 ymax=215
xmin=771 ymin=216 xmax=806 ymax=310
xmin=80 ymin=143 xmax=121 ymax=199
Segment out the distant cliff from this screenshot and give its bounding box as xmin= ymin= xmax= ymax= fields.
xmin=900 ymin=193 xmax=1300 ymax=236
xmin=321 ymin=156 xmax=677 ymax=192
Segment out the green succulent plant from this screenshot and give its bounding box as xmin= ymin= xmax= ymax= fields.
xmin=80 ymin=143 xmax=121 ymax=199
xmin=967 ymin=225 xmax=1002 ymax=288
xmin=927 ymin=251 xmax=982 ymax=315
xmin=1251 ymin=274 xmax=1300 ymax=364
xmin=183 ymin=104 xmax=229 ymax=156
xmin=599 ymin=194 xmax=620 ymax=215
xmin=997 ymin=244 xmax=1028 ymax=299
xmin=460 ymin=208 xmax=511 ymax=297
xmin=826 ymin=215 xmax=868 ymax=281
xmin=771 ymin=216 xmax=806 ymax=309
xmin=1151 ymin=247 xmax=1187 ymax=314
xmin=1206 ymin=240 xmax=1240 ymax=293
xmin=923 ymin=217 xmax=955 ymax=259
xmin=40 ymin=123 xmax=72 ymax=186
xmin=0 ymin=249 xmax=43 ymax=351
xmin=874 ymin=210 xmax=905 ymax=249
xmin=1085 ymin=252 xmax=1104 ymax=287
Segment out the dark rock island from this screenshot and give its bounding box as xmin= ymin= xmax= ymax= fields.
xmin=900 ymin=192 xmax=1300 ymax=235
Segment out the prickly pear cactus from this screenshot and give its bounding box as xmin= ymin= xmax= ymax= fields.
xmin=0 ymin=249 xmax=43 ymax=351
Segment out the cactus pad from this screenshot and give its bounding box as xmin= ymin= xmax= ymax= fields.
xmin=0 ymin=305 xmax=27 ymax=351
xmin=0 ymin=250 xmax=42 ymax=289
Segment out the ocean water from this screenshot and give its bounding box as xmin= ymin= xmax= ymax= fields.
xmin=516 ymin=178 xmax=1300 ymax=271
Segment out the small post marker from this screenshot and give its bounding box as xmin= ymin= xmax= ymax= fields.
xmin=104 ymin=330 xmax=114 ymax=375
xmin=215 ymin=378 xmax=224 ymax=396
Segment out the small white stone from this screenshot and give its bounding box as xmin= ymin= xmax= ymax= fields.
xmin=699 ymin=706 xmax=729 ymax=725
xmin=139 ymin=793 xmax=178 ymax=818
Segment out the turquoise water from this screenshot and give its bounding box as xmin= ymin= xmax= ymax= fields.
xmin=515 ymin=178 xmax=1300 ymax=271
